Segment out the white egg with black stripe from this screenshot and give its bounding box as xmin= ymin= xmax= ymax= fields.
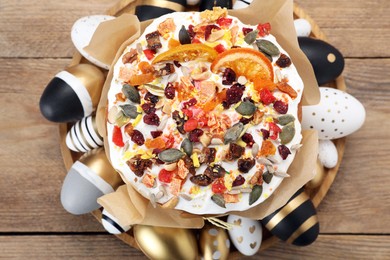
xmin=66 ymin=115 xmax=103 ymax=153
xmin=61 ymin=148 xmax=123 ymax=215
xmin=101 ymin=208 xmax=131 ymax=234
xmin=39 ymin=63 xmax=105 ymax=123
xmin=233 ymin=0 xmax=252 ymax=9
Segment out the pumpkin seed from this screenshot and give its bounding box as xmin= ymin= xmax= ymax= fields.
xmin=180 ymin=138 xmax=193 ymax=156
xmin=107 ymin=106 xmax=119 ymax=124
xmin=158 ymin=148 xmax=185 ymax=163
xmin=115 ymin=111 xmax=130 ymax=127
xmin=257 ymin=157 xmax=273 ymax=166
xmin=179 ymin=194 xmax=193 ymax=201
xmin=122 ymin=84 xmax=140 ymax=104
xmin=260 ymin=50 xmax=273 ymax=62
xmin=211 ymin=194 xmax=226 ymax=208
xmin=256 ymin=40 xmax=280 ymax=56
xmin=224 ymin=122 xmax=244 ymax=144
xmin=249 ymin=185 xmax=263 ymax=205
xmin=251 ymin=143 xmax=259 ymax=157
xmin=278 ymin=114 xmax=295 ymax=125
xmin=144 ymin=83 xmax=165 ymax=97
xmin=244 ymin=29 xmax=259 ymax=45
xmin=262 ymin=171 xmax=273 ymax=184
xmin=120 ymin=104 xmax=139 ymax=119
xmin=235 ymin=101 xmax=257 ymax=116
xmin=280 ymin=123 xmax=295 ymax=144
xmin=179 ymin=25 xmax=191 ymax=44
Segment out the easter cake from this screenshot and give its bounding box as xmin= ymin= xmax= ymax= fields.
xmin=106 ymin=8 xmax=304 ymax=214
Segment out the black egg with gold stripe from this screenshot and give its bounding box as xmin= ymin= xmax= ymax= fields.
xmin=261 ymin=189 xmax=319 ymax=246
xmin=199 ymin=0 xmax=233 ymax=11
xmin=135 ymin=0 xmax=186 ymax=21
xmin=298 ymin=37 xmax=345 ymax=85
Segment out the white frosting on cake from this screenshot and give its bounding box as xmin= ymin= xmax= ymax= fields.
xmin=106 ymin=10 xmax=304 ymax=214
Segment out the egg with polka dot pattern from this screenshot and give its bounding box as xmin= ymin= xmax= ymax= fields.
xmin=227 ymin=215 xmax=262 ymax=256
xmin=199 ymin=224 xmax=230 ymax=260
xmin=302 ymin=87 xmax=365 ymax=140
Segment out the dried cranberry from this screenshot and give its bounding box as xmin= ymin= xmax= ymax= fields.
xmin=152 ymin=149 xmax=164 ymax=164
xmin=222 ymin=68 xmax=236 ymax=85
xmin=172 ymin=110 xmax=185 ymax=134
xmin=188 ymin=128 xmax=204 ymax=142
xmin=278 ymin=145 xmax=291 ymax=160
xmin=273 ymin=100 xmax=288 ymax=114
xmin=276 ymin=53 xmax=292 ymax=68
xmin=237 ymin=158 xmax=256 ymax=173
xmin=143 ymin=113 xmax=160 ymax=126
xmin=144 ymin=92 xmax=159 ymax=104
xmin=204 ymin=165 xmax=226 ymax=180
xmin=205 ymin=24 xmax=220 ymax=41
xmin=190 ymin=174 xmax=212 ymax=186
xmin=241 ymin=133 xmax=255 ymax=147
xmin=225 ymin=83 xmax=245 ymax=107
xmin=150 ymin=130 xmax=163 ymax=138
xmin=141 ymin=103 xmax=156 ymax=114
xmin=182 ymin=98 xmax=197 ymax=109
xmin=242 ymin=27 xmax=254 ymax=36
xmin=225 ymin=143 xmax=245 ymax=161
xmin=164 ymin=83 xmax=176 ymax=99
xmin=261 ymin=129 xmax=270 ymax=140
xmin=240 ymin=116 xmax=254 ymax=125
xmin=203 ymin=147 xmax=217 ymax=164
xmin=232 ymin=175 xmax=245 ymax=187
xmin=127 ymin=155 xmax=152 ymax=177
xmin=130 ymin=130 xmax=145 ymax=145
xmin=173 ymin=60 xmax=182 ymax=67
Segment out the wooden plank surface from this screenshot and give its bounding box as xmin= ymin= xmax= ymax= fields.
xmin=0 ymin=0 xmax=389 ymax=258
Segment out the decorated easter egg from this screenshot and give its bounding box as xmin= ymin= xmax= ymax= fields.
xmin=199 ymin=0 xmax=233 ymax=11
xmin=306 ymin=159 xmax=326 ymax=189
xmin=261 ymin=189 xmax=319 ymax=246
xmin=66 ymin=115 xmax=103 ymax=153
xmin=227 ymin=215 xmax=262 ymax=256
xmin=318 ymin=140 xmax=338 ymax=168
xmin=199 ymin=224 xmax=230 ymax=260
xmin=134 ymin=225 xmax=198 ymax=260
xmin=135 ymin=0 xmax=186 ymax=21
xmin=60 ymin=148 xmax=123 ymax=215
xmin=40 ymin=63 xmax=105 ymax=123
xmin=101 ymin=208 xmax=131 ymax=234
xmin=298 ymin=37 xmax=344 ymax=85
xmin=233 ymin=0 xmax=252 ymax=9
xmin=71 ymin=15 xmax=115 ymax=69
xmin=294 ymin=19 xmax=311 ymax=37
xmin=302 ymin=87 xmax=366 ymax=140
xmin=186 ymin=0 xmax=200 ymax=5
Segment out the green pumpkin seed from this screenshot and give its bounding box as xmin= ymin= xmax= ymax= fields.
xmin=278 ymin=114 xmax=295 ymax=125
xmin=235 ymin=101 xmax=257 ymax=116
xmin=181 ymin=138 xmax=193 ymax=156
xmin=158 ymin=148 xmax=185 ymax=163
xmin=262 ymin=171 xmax=273 ymax=184
xmin=224 ymin=122 xmax=244 ymax=144
xmin=280 ymin=123 xmax=295 ymax=144
xmin=211 ymin=194 xmax=226 ymax=208
xmin=256 ymin=40 xmax=280 ymax=56
xmin=120 ymin=104 xmax=139 ymax=119
xmin=144 ymin=84 xmax=165 ymax=97
xmin=115 ymin=111 xmax=130 ymax=127
xmin=244 ymin=29 xmax=259 ymax=45
xmin=122 ymin=84 xmax=140 ymax=104
xmin=249 ymin=185 xmax=263 ymax=205
xmin=179 ymin=25 xmax=191 ymax=45
xmin=260 ymin=50 xmax=272 ymax=61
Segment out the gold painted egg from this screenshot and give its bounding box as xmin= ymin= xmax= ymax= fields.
xmin=134 ymin=225 xmax=198 ymax=260
xmin=306 ymin=159 xmax=326 ymax=189
xmin=199 ymin=224 xmax=230 ymax=260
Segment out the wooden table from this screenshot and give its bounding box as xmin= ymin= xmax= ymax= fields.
xmin=1 ymin=0 xmax=389 ymax=258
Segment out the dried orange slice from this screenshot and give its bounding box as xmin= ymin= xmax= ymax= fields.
xmin=210 ymin=48 xmax=274 ymax=82
xmin=152 ymin=43 xmax=218 ymax=64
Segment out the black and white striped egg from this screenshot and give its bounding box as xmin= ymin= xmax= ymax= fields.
xmin=60 ymin=148 xmax=123 ymax=215
xmin=101 ymin=208 xmax=131 ymax=234
xmin=39 ymin=63 xmax=105 ymax=123
xmin=233 ymin=0 xmax=252 ymax=9
xmin=66 ymin=115 xmax=103 ymax=153
xmin=135 ymin=0 xmax=186 ymax=21
xmin=261 ymin=189 xmax=319 ymax=246
xmin=199 ymin=0 xmax=233 ymax=11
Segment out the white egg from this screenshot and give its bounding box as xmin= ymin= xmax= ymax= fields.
xmin=186 ymin=0 xmax=200 ymax=5
xmin=294 ymin=18 xmax=312 ymax=37
xmin=233 ymin=0 xmax=252 ymax=9
xmin=302 ymin=87 xmax=365 ymax=140
xmin=227 ymin=215 xmax=262 ymax=256
xmin=102 ymin=209 xmax=131 ymax=234
xmin=318 ymin=140 xmax=338 ymax=168
xmin=71 ymin=15 xmax=115 ymax=69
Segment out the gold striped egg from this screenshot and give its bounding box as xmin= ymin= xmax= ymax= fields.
xmin=199 ymin=224 xmax=230 ymax=260
xmin=260 ymin=189 xmax=319 ymax=246
xmin=306 ymin=159 xmax=326 ymax=189
xmin=66 ymin=115 xmax=103 ymax=153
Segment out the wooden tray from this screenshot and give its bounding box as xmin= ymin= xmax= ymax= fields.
xmin=59 ymin=0 xmax=347 ymax=257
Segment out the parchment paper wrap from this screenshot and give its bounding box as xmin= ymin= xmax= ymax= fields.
xmin=92 ymin=0 xmax=320 ymax=228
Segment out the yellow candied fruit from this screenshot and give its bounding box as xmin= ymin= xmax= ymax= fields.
xmin=224 ymin=174 xmax=234 ymax=191
xmin=122 ymin=151 xmax=136 ymax=161
xmin=191 ymin=152 xmax=200 ymax=167
xmin=266 ymin=116 xmax=274 ymax=123
xmin=222 ymin=30 xmax=232 ymax=47
xmin=236 ymin=139 xmax=247 ymax=148
xmin=141 ymin=150 xmax=155 ymax=159
xmin=132 ymin=114 xmax=142 ymax=126
xmin=189 ymin=185 xmax=200 ymax=195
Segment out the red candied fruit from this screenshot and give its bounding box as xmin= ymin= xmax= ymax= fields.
xmin=278 ymin=144 xmax=291 ymax=160
xmin=257 ymin=22 xmax=271 ymax=37
xmin=158 ymin=169 xmax=175 ymax=183
xmin=269 ymin=122 xmax=281 ymax=140
xmin=212 ymin=178 xmax=227 ymax=194
xmin=260 ymin=88 xmax=276 ymax=105
xmin=184 ymin=118 xmax=198 ymax=132
xmin=131 ymin=129 xmax=145 ymax=145
xmin=242 ymin=27 xmax=254 ymax=36
xmin=273 ymin=100 xmax=288 ymax=114
xmin=183 ymin=98 xmax=197 ymax=109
